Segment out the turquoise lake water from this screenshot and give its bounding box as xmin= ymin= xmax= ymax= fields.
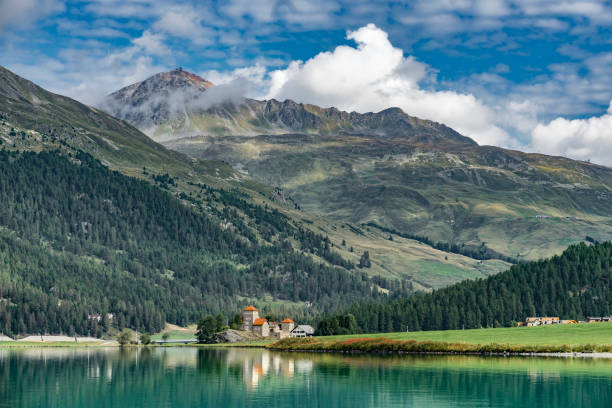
xmin=2 ymin=347 xmax=612 ymax=407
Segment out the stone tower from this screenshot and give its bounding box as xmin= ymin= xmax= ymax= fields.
xmin=280 ymin=318 xmax=295 ymax=334
xmin=242 ymin=306 xmax=259 ymax=331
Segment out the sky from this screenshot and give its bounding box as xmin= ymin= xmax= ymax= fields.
xmin=1 ymin=0 xmax=612 ymax=165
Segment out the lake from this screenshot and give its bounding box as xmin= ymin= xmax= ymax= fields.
xmin=2 ymin=347 xmax=612 ymax=407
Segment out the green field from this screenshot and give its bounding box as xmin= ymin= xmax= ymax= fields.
xmin=323 ymin=323 xmax=612 ymax=346
xmin=268 ymin=324 xmax=612 ymax=354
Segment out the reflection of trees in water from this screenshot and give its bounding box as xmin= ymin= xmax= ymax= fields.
xmin=2 ymin=349 xmax=612 ymax=407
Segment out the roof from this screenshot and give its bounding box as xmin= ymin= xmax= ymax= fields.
xmin=243 ymin=305 xmax=258 ymax=312
xmin=280 ymin=318 xmax=295 ymax=324
xmin=292 ymin=325 xmax=315 ymax=334
xmin=253 ymin=318 xmax=267 ymax=326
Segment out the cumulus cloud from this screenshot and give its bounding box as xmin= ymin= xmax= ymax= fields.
xmin=132 ymin=30 xmax=170 ymax=56
xmin=265 ymin=23 xmax=511 ymax=146
xmin=530 ymin=102 xmax=612 ymax=165
xmin=0 ymin=0 xmax=64 ymax=33
xmin=153 ymin=7 xmax=214 ymax=45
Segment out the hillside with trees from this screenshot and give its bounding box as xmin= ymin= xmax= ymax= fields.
xmin=317 ymin=241 xmax=612 ymax=335
xmin=0 ymin=149 xmax=395 ymax=337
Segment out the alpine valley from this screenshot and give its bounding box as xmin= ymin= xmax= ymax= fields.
xmin=1 ymin=65 xmax=611 ymax=337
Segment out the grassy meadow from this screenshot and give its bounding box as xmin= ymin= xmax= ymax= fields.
xmin=269 ymin=323 xmax=612 ymax=354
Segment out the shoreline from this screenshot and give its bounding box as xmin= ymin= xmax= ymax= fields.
xmin=265 ymin=337 xmax=612 ymax=357
xmin=4 ymin=341 xmax=612 ymax=359
xmin=266 ymin=347 xmax=612 ymax=359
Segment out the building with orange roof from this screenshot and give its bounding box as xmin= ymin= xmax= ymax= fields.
xmin=240 ymin=307 xmax=299 ymax=338
xmin=252 ymin=318 xmax=270 ymax=337
xmin=241 ymin=306 xmax=260 ymax=331
xmin=280 ymin=318 xmax=295 ymax=334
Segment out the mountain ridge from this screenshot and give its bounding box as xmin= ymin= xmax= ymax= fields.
xmin=102 ymin=69 xmax=612 ymax=260
xmin=102 ymin=69 xmax=476 ymax=147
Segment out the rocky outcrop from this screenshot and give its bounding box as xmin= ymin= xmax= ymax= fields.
xmin=212 ymin=329 xmax=263 ymax=343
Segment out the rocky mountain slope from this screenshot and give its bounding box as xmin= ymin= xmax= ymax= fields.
xmin=103 ymin=69 xmax=612 ymax=260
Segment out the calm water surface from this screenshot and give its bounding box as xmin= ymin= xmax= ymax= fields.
xmin=2 ymin=347 xmax=612 ymax=407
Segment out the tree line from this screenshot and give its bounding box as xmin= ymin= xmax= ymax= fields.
xmin=0 ymin=149 xmax=396 ymax=337
xmin=317 ymin=241 xmax=612 ymax=334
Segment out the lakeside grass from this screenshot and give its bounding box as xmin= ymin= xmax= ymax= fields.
xmin=268 ymin=323 xmax=612 ymax=354
xmin=324 ymin=323 xmax=612 ymax=346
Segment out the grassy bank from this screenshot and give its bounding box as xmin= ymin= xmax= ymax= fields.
xmin=268 ymin=324 xmax=612 ymax=354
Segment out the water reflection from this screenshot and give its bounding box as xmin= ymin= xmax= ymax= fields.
xmin=2 ymin=348 xmax=612 ymax=407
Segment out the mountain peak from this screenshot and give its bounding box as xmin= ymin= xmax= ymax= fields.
xmin=109 ymin=69 xmax=214 ymax=100
xmin=102 ymin=69 xmax=215 ymax=129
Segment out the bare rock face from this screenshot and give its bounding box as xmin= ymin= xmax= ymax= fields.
xmin=212 ymin=329 xmax=263 ymax=343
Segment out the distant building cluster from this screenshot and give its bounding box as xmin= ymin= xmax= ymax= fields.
xmin=517 ymin=316 xmax=612 ymax=326
xmin=241 ymin=306 xmax=314 ymax=338
xmin=87 ymin=313 xmax=115 ymax=322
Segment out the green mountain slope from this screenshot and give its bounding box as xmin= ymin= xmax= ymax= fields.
xmin=319 ymin=241 xmax=612 ymax=334
xmin=1 ymin=65 xmax=509 ymax=294
xmin=103 ymin=69 xmax=612 ymax=260
xmin=0 ymin=66 xmax=515 ymax=336
xmin=0 ymin=149 xmax=392 ymax=337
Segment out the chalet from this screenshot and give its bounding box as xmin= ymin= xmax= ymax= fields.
xmin=588 ymin=316 xmax=612 ymax=323
xmin=291 ymin=325 xmax=315 ymax=337
xmin=540 ymin=317 xmax=559 ymax=325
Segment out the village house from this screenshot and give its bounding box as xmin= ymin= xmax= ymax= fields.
xmin=240 ymin=306 xmax=302 ymax=339
xmin=252 ymin=318 xmax=269 ymax=337
xmin=588 ymin=316 xmax=612 ymax=323
xmin=522 ymin=317 xmax=560 ymax=327
xmin=291 ymin=325 xmax=315 ymax=337
xmin=520 ymin=315 xmax=612 ymax=326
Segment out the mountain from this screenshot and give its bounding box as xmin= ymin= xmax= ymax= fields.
xmin=103 ymin=69 xmax=612 ymax=260
xmin=102 ymin=68 xmax=214 ymax=136
xmin=0 ymin=65 xmax=413 ymax=336
xmin=0 ymin=66 xmax=511 ymax=336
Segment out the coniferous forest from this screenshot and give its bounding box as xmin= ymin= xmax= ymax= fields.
xmin=317 ymin=241 xmax=612 ymax=335
xmin=0 ymin=149 xmax=394 ymax=337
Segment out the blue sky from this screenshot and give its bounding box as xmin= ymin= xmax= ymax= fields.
xmin=1 ymin=0 xmax=612 ymax=164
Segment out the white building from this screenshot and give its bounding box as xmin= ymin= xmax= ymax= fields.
xmin=291 ymin=325 xmax=315 ymax=337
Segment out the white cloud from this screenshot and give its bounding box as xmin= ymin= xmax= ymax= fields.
xmin=153 ymin=7 xmax=214 ymax=45
xmin=265 ymin=23 xmax=511 ymax=146
xmin=0 ymin=0 xmax=64 ymax=32
xmin=203 ymin=64 xmax=267 ymax=87
xmin=530 ymin=102 xmax=612 ymax=165
xmin=132 ymin=30 xmax=170 ymax=56
xmin=221 ymin=0 xmax=277 ymax=23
